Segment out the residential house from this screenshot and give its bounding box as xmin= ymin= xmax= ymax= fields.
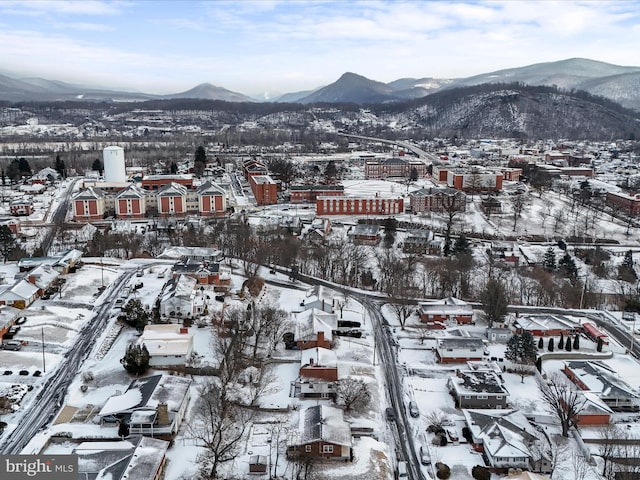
xmin=0 ymin=280 xmax=40 ymax=309
xmin=295 ymin=309 xmax=337 ymax=350
xmin=74 ymin=436 xmax=169 ymax=480
xmin=350 ymin=224 xmax=380 ymax=245
xmin=486 ymin=327 xmax=512 ymax=343
xmin=563 ymin=361 xmax=640 ymax=412
xmin=298 ymin=285 xmax=335 ymax=314
xmin=158 ymin=274 xmax=197 ymax=318
xmin=287 ymin=405 xmax=352 ymax=460
xmin=419 ymin=297 xmax=474 ymax=325
xmin=157 ymin=246 xmax=223 ymax=262
xmin=98 ymin=374 xmax=191 ymax=437
xmin=436 ymin=337 xmax=485 ymax=364
xmin=0 ymin=218 xmax=20 ymax=235
xmin=481 ymin=196 xmax=503 ymax=215
xmin=402 ymin=229 xmax=434 ymax=254
xmin=294 ymin=380 xmax=337 ymax=400
xmin=300 ymin=347 xmax=338 ymax=381
xmin=574 ymin=391 xmax=613 ymax=426
xmin=26 ymin=265 xmax=60 ymax=295
xmin=9 ymin=199 xmax=34 ymax=216
xmin=0 ymin=305 xmax=21 ymax=339
xmin=138 ymin=324 xmax=195 ymax=367
xmin=462 ymin=409 xmax=551 ymax=473
xmin=171 ymin=259 xmax=230 ymax=289
xmin=448 ymin=370 xmax=509 ymax=409
xmin=514 ymin=314 xmax=579 ymax=337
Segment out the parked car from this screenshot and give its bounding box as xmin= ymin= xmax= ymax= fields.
xmin=136 ymin=269 xmax=144 ymax=277
xmin=1 ymin=341 xmax=22 ymax=351
xmin=397 ymin=461 xmax=408 ymax=478
xmin=385 ymin=407 xmax=396 ymax=422
xmin=408 ymin=401 xmax=419 ymax=418
xmin=419 ymin=445 xmax=431 ymax=465
xmin=446 ymin=428 xmax=459 ymax=443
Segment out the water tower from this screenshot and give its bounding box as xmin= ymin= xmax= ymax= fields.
xmin=103 ymin=146 xmax=126 ymax=183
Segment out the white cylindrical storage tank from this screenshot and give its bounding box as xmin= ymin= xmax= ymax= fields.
xmin=103 ymin=146 xmax=127 ymax=183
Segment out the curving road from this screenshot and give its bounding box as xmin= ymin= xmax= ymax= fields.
xmin=0 ymin=270 xmax=135 ymax=454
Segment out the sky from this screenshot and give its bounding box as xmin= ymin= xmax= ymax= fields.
xmin=0 ymin=0 xmax=639 ymax=98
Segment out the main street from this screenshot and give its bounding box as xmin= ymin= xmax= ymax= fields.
xmin=0 ymin=270 xmax=134 ymax=454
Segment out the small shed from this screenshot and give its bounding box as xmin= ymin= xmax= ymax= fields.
xmin=249 ymin=455 xmax=268 ymax=474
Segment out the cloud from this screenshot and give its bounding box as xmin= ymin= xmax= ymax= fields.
xmin=52 ymin=22 xmax=115 ymax=32
xmin=0 ymin=0 xmax=125 ymax=16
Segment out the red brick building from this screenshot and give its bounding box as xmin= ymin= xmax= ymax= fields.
xmin=365 ymin=157 xmax=429 ymax=179
xmin=447 ymin=170 xmax=503 ymax=192
xmin=10 ymin=199 xmax=34 ymax=216
xmin=316 ymin=196 xmax=403 ymax=216
xmin=196 ymin=181 xmax=227 ymax=215
xmin=115 ymin=185 xmax=146 ymax=219
xmin=290 ymin=185 xmax=344 ymax=203
xmin=156 ymin=182 xmax=187 ymax=217
xmin=409 ymin=187 xmax=466 ymax=213
xmin=142 ymin=174 xmax=194 ymax=191
xmin=249 ymin=175 xmax=278 ymax=205
xmin=72 ymin=187 xmax=107 ymax=221
xmin=606 ymin=191 xmax=640 ymax=216
xmin=419 ymin=297 xmax=474 ymax=325
xmin=287 ymin=405 xmax=352 ymax=461
xmin=501 ymin=168 xmax=523 ymax=182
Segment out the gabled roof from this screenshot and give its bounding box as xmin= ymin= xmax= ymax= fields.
xmin=157 ymin=181 xmax=188 ymax=197
xmin=300 ymin=347 xmax=337 ymax=368
xmin=197 ymin=180 xmax=226 ymax=195
xmin=351 ymin=224 xmax=380 ymax=236
xmin=450 ymin=370 xmax=509 ymax=396
xmin=296 ymin=309 xmax=338 ymax=342
xmin=116 ymin=184 xmax=146 ymax=199
xmin=297 ymin=405 xmax=351 ymax=447
xmin=0 ymin=279 xmax=39 ymax=301
xmin=73 ymin=186 xmax=106 ymax=200
xmin=27 ymin=265 xmax=60 ymax=289
xmin=420 ymin=297 xmax=473 ymax=315
xmin=160 ymin=274 xmax=197 ymax=302
xmin=564 ymin=360 xmax=639 ymax=401
xmin=463 ymin=409 xmax=538 ymax=460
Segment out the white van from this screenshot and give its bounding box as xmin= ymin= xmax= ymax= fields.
xmin=397 ymin=461 xmax=408 ymax=478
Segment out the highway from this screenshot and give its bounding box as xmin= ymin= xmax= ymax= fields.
xmin=41 ymin=178 xmax=78 ymax=255
xmin=337 ymin=132 xmax=438 ymax=162
xmin=0 ymin=270 xmax=135 ymax=454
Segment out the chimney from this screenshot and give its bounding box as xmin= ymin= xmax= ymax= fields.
xmin=156 ymin=402 xmax=170 ymax=426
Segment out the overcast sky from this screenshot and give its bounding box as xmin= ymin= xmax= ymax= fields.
xmin=1 ymin=0 xmax=638 ymax=97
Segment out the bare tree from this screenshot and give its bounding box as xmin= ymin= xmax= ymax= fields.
xmin=268 ymin=416 xmax=290 ymax=479
xmin=335 ymin=377 xmax=371 ymax=412
xmin=425 ymin=409 xmax=451 ymax=432
xmin=540 ymin=373 xmax=587 ymax=437
xmin=510 ymin=193 xmax=529 ymax=232
xmin=189 ymin=380 xmax=253 ymax=479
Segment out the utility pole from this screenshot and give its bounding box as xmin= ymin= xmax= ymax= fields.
xmin=41 ymin=327 xmax=46 ymax=373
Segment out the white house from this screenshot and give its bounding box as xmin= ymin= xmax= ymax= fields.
xmin=138 ymin=324 xmax=194 ymax=367
xmin=159 ymin=274 xmax=197 ymax=318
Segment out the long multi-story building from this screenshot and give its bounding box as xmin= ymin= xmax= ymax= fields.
xmin=72 ymin=180 xmax=227 ymax=221
xmin=290 ymin=185 xmax=344 ymax=203
xmin=409 ymin=187 xmax=466 ymax=213
xmin=606 ymin=191 xmax=640 ymax=215
xmin=365 ymin=157 xmax=429 ymax=179
xmin=315 ymin=195 xmax=404 ymax=216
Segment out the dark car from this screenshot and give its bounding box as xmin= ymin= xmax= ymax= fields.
xmin=385 ymin=407 xmax=395 ymax=421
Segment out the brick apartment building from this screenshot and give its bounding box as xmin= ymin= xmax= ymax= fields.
xmin=606 ymin=191 xmax=640 ymax=215
xmin=316 ymin=195 xmax=404 ymax=216
xmin=290 ymin=185 xmax=344 ymax=203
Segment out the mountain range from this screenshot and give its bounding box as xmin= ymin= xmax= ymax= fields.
xmin=1 ymin=58 xmax=640 ymax=111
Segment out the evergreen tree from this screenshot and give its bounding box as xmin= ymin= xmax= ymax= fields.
xmin=118 ymin=420 xmax=130 ymax=439
xmin=120 ymin=344 xmax=150 ymax=375
xmin=194 ymin=146 xmax=207 ymax=176
xmin=0 ymin=225 xmax=17 ymax=262
xmin=596 ymin=337 xmax=604 ymax=352
xmin=170 ymin=161 xmax=178 ymax=174
xmin=453 ymin=234 xmax=471 ymax=255
xmin=558 ymin=253 xmax=578 ymax=279
xmin=54 ymin=154 xmax=66 ymax=178
xmin=558 ymin=334 xmax=565 ymax=349
xmin=573 ymin=335 xmax=580 ymax=350
xmin=480 ymin=278 xmax=509 ymax=328
xmin=538 ymin=337 xmax=544 ymax=349
xmin=565 ymin=338 xmax=572 ymax=351
xmin=409 ymin=167 xmax=418 ymax=182
xmin=92 ymin=158 xmax=104 ymax=174
xmin=121 ymin=298 xmax=149 ymax=332
xmin=17 ymin=157 xmax=31 ymax=176
xmin=619 ymin=250 xmax=637 ymax=282
xmin=324 ymin=160 xmax=337 ymax=182
xmin=548 ymin=337 xmax=555 ymax=352
xmin=543 ymin=247 xmax=556 ymax=271
xmin=505 ymin=331 xmax=537 ymax=382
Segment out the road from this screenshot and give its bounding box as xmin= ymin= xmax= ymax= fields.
xmin=41 ymin=178 xmax=78 ymax=255
xmin=0 ymin=270 xmax=135 ymax=454
xmin=337 ymin=132 xmax=438 ymax=162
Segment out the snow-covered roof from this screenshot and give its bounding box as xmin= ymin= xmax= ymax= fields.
xmin=99 ymin=388 xmax=143 ymax=417
xmin=564 ymin=360 xmax=639 ymax=401
xmin=0 ymin=279 xmax=39 ymax=301
xmin=449 ymin=370 xmax=509 ymax=396
xmin=300 ymin=347 xmax=337 ymax=368
xmin=295 ymin=405 xmax=351 ymax=447
xmin=296 ymin=309 xmax=337 ymax=341
xmin=420 ymin=297 xmax=473 ymax=315
xmin=139 ymin=326 xmax=194 ymax=357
